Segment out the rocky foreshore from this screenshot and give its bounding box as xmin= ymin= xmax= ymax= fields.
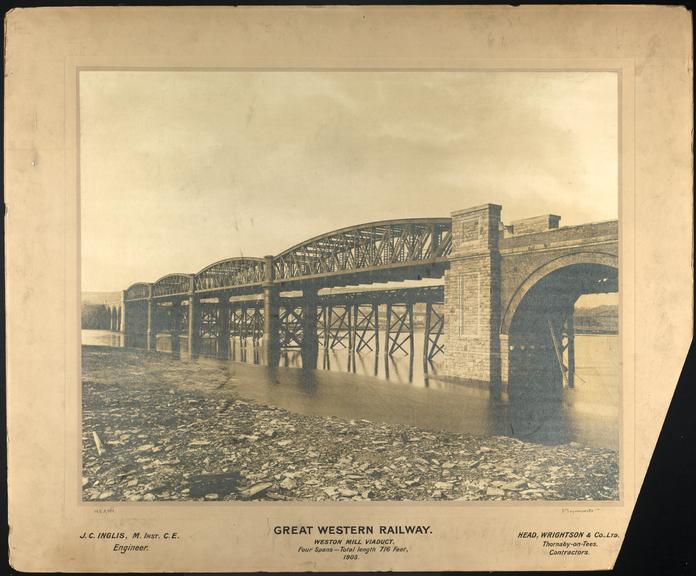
xmin=82 ymin=347 xmax=619 ymax=502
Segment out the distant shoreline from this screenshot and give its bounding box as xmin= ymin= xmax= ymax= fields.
xmin=574 ymin=330 xmax=619 ymax=336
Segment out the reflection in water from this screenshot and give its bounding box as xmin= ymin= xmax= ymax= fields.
xmin=81 ymin=330 xmax=618 ymax=450
xmin=86 ymin=330 xmax=125 ymax=348
xmin=222 ymin=331 xmax=436 ymax=387
xmin=508 ymin=391 xmax=570 ymax=445
xmin=507 ymin=343 xmax=569 ymax=445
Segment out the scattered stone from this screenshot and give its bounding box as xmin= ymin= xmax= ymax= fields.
xmin=280 ymin=477 xmax=297 ymax=490
xmin=520 ymin=489 xmax=545 ymax=496
xmin=92 ymin=432 xmax=106 ymax=456
xmin=238 ymin=482 xmax=274 ymax=500
xmin=189 ymin=472 xmax=241 ymax=498
xmin=501 ymin=480 xmax=528 ymax=491
xmin=80 ymin=348 xmax=620 ymax=503
xmin=266 ymin=492 xmax=288 ymax=501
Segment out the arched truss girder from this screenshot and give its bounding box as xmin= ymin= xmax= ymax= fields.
xmin=272 ymin=218 xmax=452 ymax=281
xmin=500 ymin=251 xmax=618 ymax=335
xmin=124 ymin=219 xmax=453 ymax=299
xmin=152 ymin=273 xmax=191 ymax=298
xmin=124 ymin=282 xmax=150 ymax=301
xmin=194 ymin=257 xmax=266 ymax=292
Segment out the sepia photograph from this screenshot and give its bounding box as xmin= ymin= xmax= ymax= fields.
xmin=7 ymin=6 xmax=693 ymax=572
xmin=79 ymin=70 xmax=620 ymax=504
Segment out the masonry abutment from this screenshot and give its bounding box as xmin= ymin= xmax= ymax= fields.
xmin=443 ymin=204 xmax=502 ymax=395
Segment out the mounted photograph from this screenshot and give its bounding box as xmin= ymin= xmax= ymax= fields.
xmin=80 ymin=70 xmax=619 ymax=503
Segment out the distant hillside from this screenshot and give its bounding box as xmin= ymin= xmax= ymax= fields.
xmin=574 ymin=304 xmax=618 ymax=334
xmin=82 ymin=291 xmax=121 ymax=306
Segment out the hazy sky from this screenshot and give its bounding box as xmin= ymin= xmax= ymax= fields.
xmin=80 ymin=71 xmax=618 ymax=291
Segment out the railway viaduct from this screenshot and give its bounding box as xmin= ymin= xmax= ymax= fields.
xmin=114 ymin=204 xmax=618 ymax=393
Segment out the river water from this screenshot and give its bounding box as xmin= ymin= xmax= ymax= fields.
xmin=82 ymin=330 xmax=619 ymax=450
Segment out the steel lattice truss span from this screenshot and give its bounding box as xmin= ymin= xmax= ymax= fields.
xmin=151 ymin=274 xmax=191 ymax=298
xmin=124 ymin=282 xmax=149 ymax=301
xmin=124 ymin=218 xmax=453 ymax=300
xmin=273 ymin=219 xmax=452 ymax=282
xmin=195 ymin=258 xmax=266 ymax=293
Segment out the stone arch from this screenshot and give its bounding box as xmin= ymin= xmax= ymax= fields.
xmin=501 ymin=251 xmax=618 ymax=335
xmin=501 ymin=251 xmax=618 ymax=443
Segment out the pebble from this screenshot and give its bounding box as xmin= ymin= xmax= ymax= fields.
xmin=238 ymin=482 xmax=273 ymax=499
xmin=280 ymin=477 xmax=297 ymax=490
